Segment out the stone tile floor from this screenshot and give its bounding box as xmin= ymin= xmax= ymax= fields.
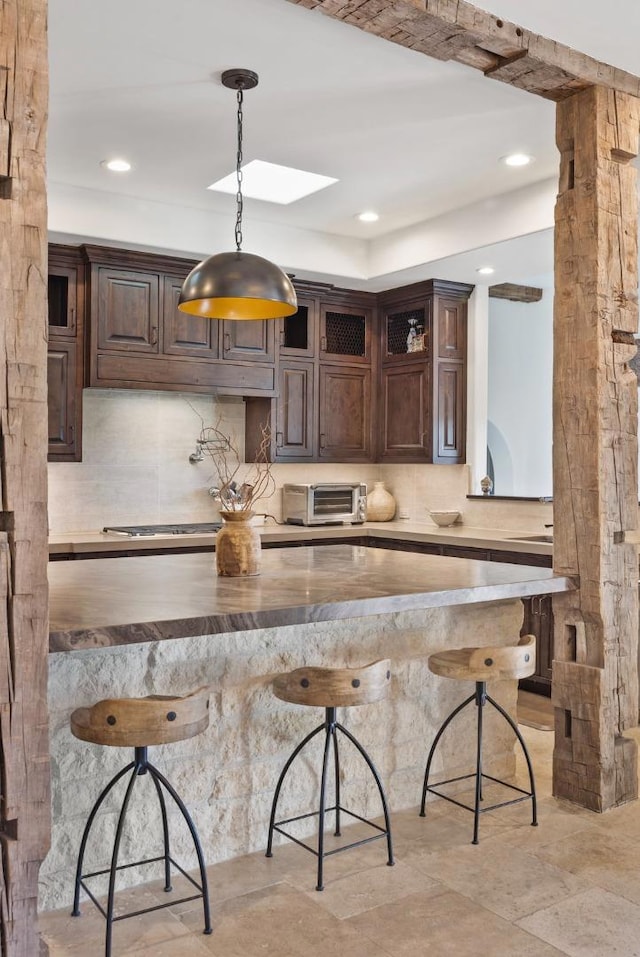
xmin=41 ymin=724 xmax=640 ymax=956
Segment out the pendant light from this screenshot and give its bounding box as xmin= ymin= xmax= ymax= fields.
xmin=179 ymin=69 xmax=297 ymax=321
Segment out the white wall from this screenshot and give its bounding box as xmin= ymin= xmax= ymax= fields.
xmin=487 ymin=293 xmax=553 ymax=497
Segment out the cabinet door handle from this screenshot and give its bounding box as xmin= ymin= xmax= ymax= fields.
xmin=279 ymin=330 xmax=285 ymax=347
xmin=320 ymin=432 xmax=326 ymax=449
xmin=68 ymin=425 xmax=74 ymax=443
xmin=223 ymin=332 xmax=231 ymax=352
xmin=70 ymin=307 xmax=76 ymax=330
xmin=150 ymin=325 xmax=158 ymax=346
xmin=320 ymin=336 xmax=327 ymax=352
xmin=276 ymin=431 xmax=283 ymax=448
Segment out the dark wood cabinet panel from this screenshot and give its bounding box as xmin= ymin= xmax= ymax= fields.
xmin=319 ymin=303 xmax=372 ymax=364
xmin=48 ymin=341 xmax=79 ymax=460
xmin=96 ymin=268 xmax=160 ymax=353
xmin=437 ymin=298 xmax=465 ymax=359
xmin=48 ymin=246 xmax=84 ymax=462
xmin=318 ymin=365 xmax=371 ymax=461
xmin=442 ymin=544 xmax=490 ymax=560
xmin=520 ymin=595 xmax=554 ymax=696
xmin=96 ymin=353 xmax=274 ymax=395
xmin=275 ymin=361 xmax=315 ymax=458
xmin=434 ymin=361 xmax=465 ymax=463
xmin=222 ymin=319 xmax=274 ymax=363
xmin=381 ymin=297 xmax=431 ymax=364
xmin=380 ymin=363 xmax=430 ymax=462
xmin=278 ymin=296 xmax=317 ymax=358
xmin=48 ymin=264 xmax=78 ymax=337
xmin=163 ymin=276 xmax=219 ymax=357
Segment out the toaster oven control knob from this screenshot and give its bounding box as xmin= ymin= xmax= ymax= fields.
xmin=358 ymin=496 xmax=366 ymax=519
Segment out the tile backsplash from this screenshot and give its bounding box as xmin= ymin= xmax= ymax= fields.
xmin=47 ymin=390 xmax=550 ymax=533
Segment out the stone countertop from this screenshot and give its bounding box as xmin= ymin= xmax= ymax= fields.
xmin=48 ymin=543 xmax=572 ymax=654
xmin=48 ymin=521 xmax=553 ymax=557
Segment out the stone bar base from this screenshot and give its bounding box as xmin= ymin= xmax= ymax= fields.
xmin=42 ymin=599 xmax=523 ymax=911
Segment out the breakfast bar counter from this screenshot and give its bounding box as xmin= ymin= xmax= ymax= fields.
xmin=48 ymin=543 xmax=570 ymax=653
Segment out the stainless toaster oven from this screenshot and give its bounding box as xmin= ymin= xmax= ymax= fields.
xmin=281 ymin=483 xmax=367 ymax=526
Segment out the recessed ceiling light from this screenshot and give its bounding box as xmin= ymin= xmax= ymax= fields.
xmin=101 ymin=158 xmax=132 ymax=172
xmin=357 ymin=211 xmax=379 ymax=223
xmin=208 ymin=159 xmax=337 ymax=205
xmin=502 ymin=153 xmax=534 ymax=167
xmin=476 ymin=266 xmax=495 ymax=275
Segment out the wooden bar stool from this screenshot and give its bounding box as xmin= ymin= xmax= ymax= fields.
xmin=420 ymin=635 xmax=538 ymax=844
xmin=266 ymin=660 xmax=394 ymax=891
xmin=70 ymin=688 xmax=212 ymax=957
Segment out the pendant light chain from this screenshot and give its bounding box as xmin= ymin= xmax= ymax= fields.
xmin=235 ymin=88 xmax=244 ymax=252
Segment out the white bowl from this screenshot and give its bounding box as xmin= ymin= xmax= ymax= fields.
xmin=429 ymin=510 xmax=460 ymax=527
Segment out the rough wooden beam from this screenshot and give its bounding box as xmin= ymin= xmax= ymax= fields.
xmin=0 ymin=0 xmax=51 ymax=954
xmin=488 ymin=283 xmax=543 ymax=303
xmin=285 ymin=0 xmax=640 ymax=101
xmin=552 ymin=86 xmax=640 ymax=812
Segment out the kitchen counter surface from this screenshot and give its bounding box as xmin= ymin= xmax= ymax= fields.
xmin=48 ymin=520 xmax=554 ymax=557
xmin=48 ymin=543 xmax=572 ymax=653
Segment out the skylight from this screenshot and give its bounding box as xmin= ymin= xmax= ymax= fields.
xmin=208 ymin=160 xmax=338 ymax=205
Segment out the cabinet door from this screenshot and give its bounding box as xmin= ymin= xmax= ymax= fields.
xmin=278 ymin=296 xmax=317 ymax=358
xmin=382 ymin=301 xmax=430 ymax=364
xmin=163 ymin=276 xmax=219 ymax=358
xmin=437 ymin=298 xmax=465 ymax=359
xmin=380 ymin=363 xmax=430 ymax=462
xmin=222 ymin=320 xmax=275 ymax=363
xmin=434 ymin=361 xmax=465 ymax=463
xmin=519 ymin=596 xmax=553 ymax=696
xmin=319 ymin=304 xmax=371 ymax=364
xmin=48 ymin=341 xmax=79 ymax=460
xmin=48 ymin=264 xmax=78 ymax=337
xmin=97 ymin=268 xmax=160 ymax=353
xmin=275 ymin=361 xmax=315 ymax=459
xmin=318 ymin=365 xmax=371 ymax=461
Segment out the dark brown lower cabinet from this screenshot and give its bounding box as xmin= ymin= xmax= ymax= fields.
xmin=519 ymin=595 xmax=553 ymax=696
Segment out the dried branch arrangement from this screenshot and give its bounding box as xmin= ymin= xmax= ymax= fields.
xmin=195 ymin=419 xmax=275 ymax=512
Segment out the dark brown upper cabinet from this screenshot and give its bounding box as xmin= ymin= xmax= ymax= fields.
xmin=163 ymin=276 xmax=219 ymax=358
xmin=319 ymin=302 xmax=372 ymax=365
xmin=318 ymin=364 xmax=372 ymax=462
xmin=221 ymin=319 xmax=274 ymax=363
xmin=96 ymin=268 xmax=161 ymax=354
xmin=277 ymin=296 xmax=317 ymax=358
xmin=83 ymin=245 xmax=276 ymax=397
xmin=47 ymin=244 xmax=85 ymax=462
xmin=377 ymin=279 xmax=473 ymax=465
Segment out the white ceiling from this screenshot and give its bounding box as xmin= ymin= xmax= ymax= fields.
xmin=47 ymin=0 xmax=638 ymax=286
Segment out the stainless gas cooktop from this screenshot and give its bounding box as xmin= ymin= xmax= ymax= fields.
xmin=102 ymin=523 xmax=222 ymax=537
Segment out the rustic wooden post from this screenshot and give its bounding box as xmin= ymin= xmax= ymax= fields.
xmin=552 ymin=85 xmax=640 ymax=810
xmin=0 ymin=0 xmax=51 ymax=954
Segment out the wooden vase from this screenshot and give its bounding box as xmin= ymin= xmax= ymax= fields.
xmin=216 ymin=511 xmax=261 ymax=577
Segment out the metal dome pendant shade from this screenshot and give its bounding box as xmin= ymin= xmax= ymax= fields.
xmin=179 ymin=68 xmax=297 ymax=321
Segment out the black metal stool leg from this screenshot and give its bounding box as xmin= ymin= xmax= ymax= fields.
xmin=420 ymin=693 xmax=475 ymax=816
xmin=266 ymin=723 xmax=324 ymax=858
xmin=72 ymin=760 xmax=135 ymax=917
xmin=316 ymin=709 xmax=335 ymax=891
xmin=332 ymin=723 xmax=341 ymax=837
xmin=472 ymin=682 xmax=486 ymax=845
xmin=105 ymin=757 xmax=142 ymax=957
xmin=337 ymin=723 xmax=395 ymax=867
xmin=147 ymin=763 xmax=213 ymax=935
xmin=151 ymin=773 xmax=172 ymax=891
xmin=486 ymin=693 xmax=538 ymax=827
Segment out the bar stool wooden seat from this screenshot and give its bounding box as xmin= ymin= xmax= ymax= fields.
xmin=420 ymin=635 xmax=538 ymax=844
xmin=266 ymin=659 xmax=394 ymax=891
xmin=70 ymin=688 xmax=212 ymax=957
